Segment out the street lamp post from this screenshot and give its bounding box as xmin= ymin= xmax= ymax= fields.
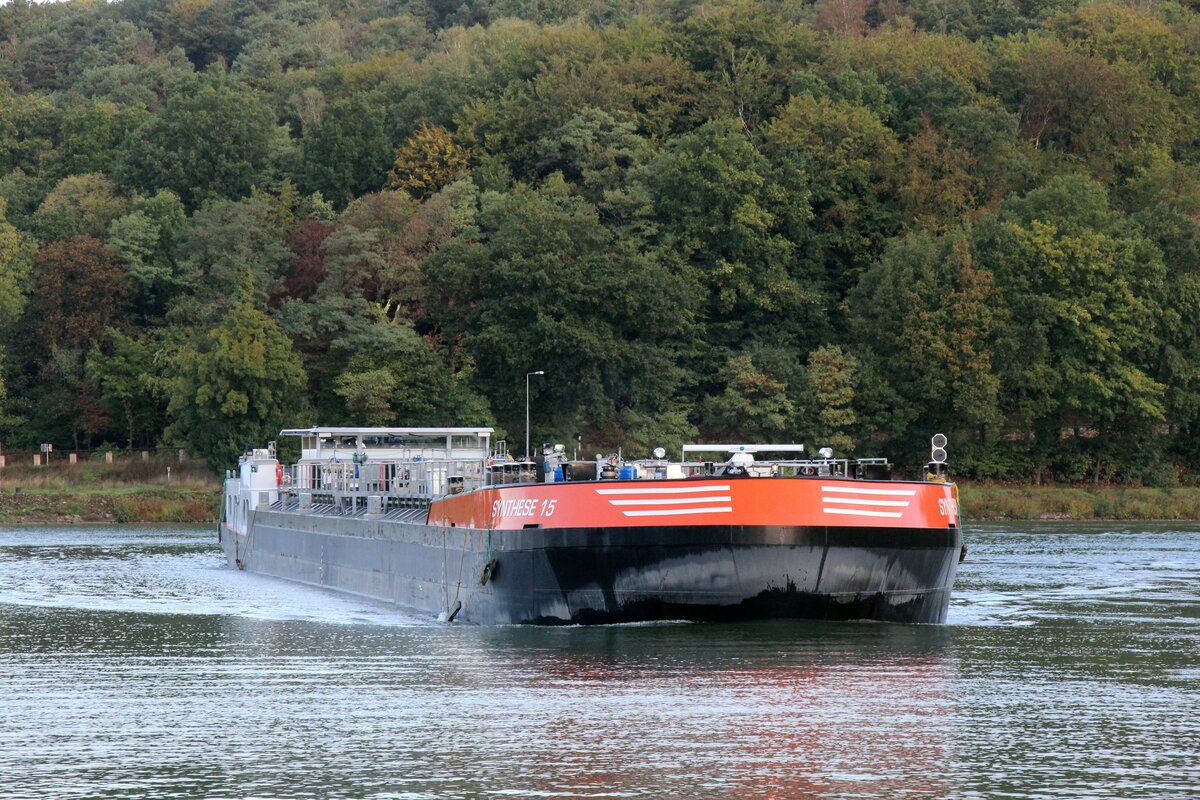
xmin=525 ymin=370 xmax=544 ymax=460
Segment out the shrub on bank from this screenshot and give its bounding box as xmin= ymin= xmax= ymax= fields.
xmin=959 ymin=483 xmax=1200 ymax=521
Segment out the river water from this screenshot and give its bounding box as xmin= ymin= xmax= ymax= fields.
xmin=0 ymin=523 xmax=1196 ymax=799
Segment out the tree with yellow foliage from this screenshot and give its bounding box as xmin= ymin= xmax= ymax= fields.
xmin=386 ymin=125 xmax=468 ymax=200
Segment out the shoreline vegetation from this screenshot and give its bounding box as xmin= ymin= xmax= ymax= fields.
xmin=959 ymin=484 xmax=1200 ymax=522
xmin=0 ymin=458 xmax=1197 ymax=524
xmin=5 ymin=2 xmax=1200 ymax=492
xmin=0 ymin=457 xmax=219 ymax=525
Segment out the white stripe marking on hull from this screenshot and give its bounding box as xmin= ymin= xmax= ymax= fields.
xmin=819 ymin=486 xmax=917 ymax=496
xmin=597 ymin=485 xmax=731 ymax=495
xmin=621 ymin=506 xmax=734 ymax=517
xmin=822 ymin=507 xmax=904 ymax=518
xmin=820 ymin=497 xmax=910 ymax=508
xmin=608 ymin=496 xmax=732 ymax=506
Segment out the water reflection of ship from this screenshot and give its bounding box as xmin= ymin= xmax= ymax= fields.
xmin=471 ymin=623 xmax=957 ymax=798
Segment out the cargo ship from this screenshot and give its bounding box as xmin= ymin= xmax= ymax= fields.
xmin=219 ymin=427 xmax=963 ymax=625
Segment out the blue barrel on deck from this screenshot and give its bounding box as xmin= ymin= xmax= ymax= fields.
xmin=553 ymin=464 xmax=564 ymax=482
xmin=618 ymin=464 xmax=637 ymax=480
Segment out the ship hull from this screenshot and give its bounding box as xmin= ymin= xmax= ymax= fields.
xmin=220 ymin=510 xmax=960 ymax=625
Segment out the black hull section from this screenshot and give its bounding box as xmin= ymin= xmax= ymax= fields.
xmin=514 ymin=526 xmax=958 ymax=625
xmin=223 ymin=513 xmax=961 ymax=625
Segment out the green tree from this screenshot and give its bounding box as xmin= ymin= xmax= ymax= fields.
xmin=301 ymin=91 xmax=393 ymax=206
xmin=850 ymin=229 xmax=1002 ymax=450
xmin=0 ymin=198 xmax=34 ymax=331
xmin=763 ymin=93 xmax=902 ymax=304
xmin=172 ymin=198 xmax=292 ymax=318
xmin=0 ymin=80 xmax=56 ymax=173
xmin=333 ymin=322 xmax=492 ymax=427
xmin=698 ymin=355 xmax=796 ymax=441
xmin=107 ymin=190 xmax=188 ymax=322
xmin=33 ymin=173 xmax=128 ymax=242
xmin=422 ymin=178 xmax=697 ymax=430
xmin=166 ymin=293 xmax=308 ymax=469
xmin=642 ymin=118 xmax=820 ymax=350
xmin=44 ymin=101 xmax=149 ymax=181
xmin=806 ymin=344 xmax=858 ymax=455
xmin=979 ymin=175 xmax=1167 ymax=479
xmin=0 ymin=198 xmax=35 ymax=421
xmin=85 ymin=330 xmax=166 ymax=449
xmin=118 ymin=74 xmax=279 ymax=210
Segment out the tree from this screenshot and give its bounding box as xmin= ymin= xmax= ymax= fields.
xmin=85 ymin=330 xmax=166 ymax=449
xmin=0 ymin=81 xmax=56 ymax=173
xmin=978 ymin=175 xmax=1167 ymax=479
xmin=387 ymin=123 xmax=470 ymax=200
xmin=300 ymin=91 xmax=393 ymax=206
xmin=642 ymin=118 xmax=820 ymax=352
xmin=806 ymin=345 xmax=858 ymax=454
xmin=422 ymin=178 xmax=697 ymax=429
xmin=281 ymin=219 xmax=335 ymax=302
xmin=536 ymin=108 xmax=654 ymax=211
xmin=44 ymin=101 xmax=149 ymax=181
xmin=166 ymin=292 xmax=308 ymax=469
xmin=333 ymin=322 xmax=492 ymax=427
xmin=0 ymin=198 xmax=34 ymax=332
xmin=763 ymin=93 xmax=902 ymax=304
xmin=118 ymin=74 xmax=279 ymax=210
xmin=0 ymin=198 xmax=35 ymax=420
xmin=990 ymin=34 xmax=1177 ymax=177
xmin=172 ymin=198 xmax=293 ymax=317
xmin=107 ymin=190 xmax=187 ymax=322
xmin=33 ymin=173 xmax=128 ymax=242
xmin=850 ymin=229 xmax=1002 ymax=450
xmin=698 ymin=355 xmax=796 ymax=441
xmin=27 ymin=236 xmax=130 ymax=351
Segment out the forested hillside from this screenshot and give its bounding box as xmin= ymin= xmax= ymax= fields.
xmin=1 ymin=0 xmax=1199 ymax=482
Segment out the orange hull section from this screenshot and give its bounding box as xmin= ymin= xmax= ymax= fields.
xmin=429 ymin=477 xmax=959 ymax=531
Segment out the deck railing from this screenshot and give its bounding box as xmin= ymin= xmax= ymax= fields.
xmin=287 ymin=457 xmax=488 ymax=503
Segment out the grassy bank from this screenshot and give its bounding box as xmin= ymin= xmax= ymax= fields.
xmin=0 ymin=457 xmax=220 ymax=524
xmin=959 ymin=483 xmax=1200 ymax=521
xmin=2 ymin=459 xmax=1199 ymax=524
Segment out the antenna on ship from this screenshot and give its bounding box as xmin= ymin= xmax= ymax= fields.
xmin=525 ymin=370 xmax=545 ymax=459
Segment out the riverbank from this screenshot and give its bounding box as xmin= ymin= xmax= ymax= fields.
xmin=0 ymin=472 xmax=1198 ymax=524
xmin=0 ymin=457 xmax=220 ymax=524
xmin=0 ymin=486 xmax=219 ymax=525
xmin=960 ymin=483 xmax=1200 ymax=521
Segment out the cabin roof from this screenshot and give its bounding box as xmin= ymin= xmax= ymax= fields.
xmin=280 ymin=427 xmax=494 ymax=437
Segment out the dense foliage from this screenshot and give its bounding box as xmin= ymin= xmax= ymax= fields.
xmin=2 ymin=0 xmax=1200 ymax=482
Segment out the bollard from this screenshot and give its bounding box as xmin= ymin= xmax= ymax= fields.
xmin=141 ymin=451 xmax=149 ymax=461
xmin=105 ymin=451 xmax=113 ymax=464
xmin=69 ymin=453 xmax=77 ymax=465
xmin=299 ymin=493 xmax=313 ymax=510
xmin=33 ymin=454 xmax=41 ymax=467
xmin=366 ymin=495 xmax=383 ymax=517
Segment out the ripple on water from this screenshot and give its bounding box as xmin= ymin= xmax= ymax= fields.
xmin=0 ymin=523 xmax=1198 ymax=799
